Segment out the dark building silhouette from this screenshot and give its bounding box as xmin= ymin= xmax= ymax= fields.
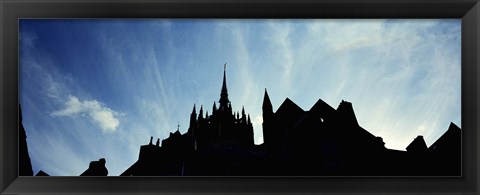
xmin=122 ymin=65 xmax=259 ymax=176
xmin=120 ymin=65 xmax=461 ymax=176
xmin=20 ymin=106 xmax=52 ymax=176
xmin=426 ymin=123 xmax=461 ymax=175
xmin=19 ymin=65 xmax=461 ymax=176
xmin=260 ymin=93 xmax=461 ymax=176
xmin=80 ymin=158 xmax=108 ymax=176
xmin=19 ymin=105 xmax=34 ymax=176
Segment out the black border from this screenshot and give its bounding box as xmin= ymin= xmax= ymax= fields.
xmin=1 ymin=0 xmax=479 ymax=194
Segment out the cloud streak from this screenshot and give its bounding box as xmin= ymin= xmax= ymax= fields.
xmin=20 ymin=19 xmax=460 ymax=175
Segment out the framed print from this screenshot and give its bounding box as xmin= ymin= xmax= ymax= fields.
xmin=1 ymin=0 xmax=479 ymax=194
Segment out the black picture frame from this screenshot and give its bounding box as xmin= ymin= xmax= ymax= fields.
xmin=1 ymin=0 xmax=479 ymax=194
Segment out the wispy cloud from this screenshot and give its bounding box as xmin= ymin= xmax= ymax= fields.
xmin=20 ymin=19 xmax=460 ymax=175
xmin=52 ymin=95 xmax=120 ymax=133
xmin=265 ymin=21 xmax=294 ymax=89
xmin=29 ymin=133 xmax=88 ymax=175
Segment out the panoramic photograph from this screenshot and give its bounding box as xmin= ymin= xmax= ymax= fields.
xmin=19 ymin=19 xmax=461 ymax=176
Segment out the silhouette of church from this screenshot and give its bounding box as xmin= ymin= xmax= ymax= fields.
xmin=19 ymin=64 xmax=461 ymax=176
xmin=121 ymin=64 xmax=258 ymax=176
xmin=118 ymin=65 xmax=461 ymax=176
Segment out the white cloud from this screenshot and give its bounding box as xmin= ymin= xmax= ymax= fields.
xmin=52 ymin=95 xmax=120 ymax=133
xmin=265 ymin=22 xmax=294 ymax=88
xmin=21 ymin=19 xmax=460 ymax=175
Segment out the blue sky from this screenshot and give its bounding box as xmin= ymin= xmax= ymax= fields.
xmin=19 ymin=19 xmax=461 ymax=176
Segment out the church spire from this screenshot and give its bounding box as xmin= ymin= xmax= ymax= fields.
xmin=219 ymin=63 xmax=230 ymax=109
xmin=263 ymin=88 xmax=273 ymax=113
xmin=188 ymin=104 xmax=197 ymax=134
xmin=199 ymin=105 xmax=204 ymax=120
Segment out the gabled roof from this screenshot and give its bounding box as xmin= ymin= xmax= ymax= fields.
xmin=275 ymin=97 xmax=304 ymax=115
xmin=310 ymin=98 xmax=335 ymax=112
xmin=308 ymin=98 xmax=336 ymax=120
xmin=429 ymin=122 xmax=461 ymax=151
xmin=286 ymin=99 xmax=333 ymax=136
xmin=406 ymin=135 xmax=428 ymax=152
xmin=274 ymin=98 xmax=306 ymax=134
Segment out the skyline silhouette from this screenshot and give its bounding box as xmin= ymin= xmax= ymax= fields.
xmin=19 ymin=19 xmax=461 ymax=176
xmin=20 ymin=65 xmax=461 ymax=176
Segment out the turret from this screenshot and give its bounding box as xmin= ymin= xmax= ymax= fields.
xmin=188 ymin=104 xmax=197 ymax=134
xmin=262 ymin=89 xmax=274 ymax=149
xmin=336 ymin=100 xmax=359 ymax=127
xmin=198 ymin=105 xmax=204 ymax=120
xmin=262 ymin=89 xmax=273 ymax=117
xmin=241 ymin=106 xmax=246 ymax=124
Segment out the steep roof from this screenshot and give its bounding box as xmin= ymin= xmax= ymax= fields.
xmin=275 ymin=97 xmax=304 ymax=115
xmin=263 ymin=89 xmax=273 ymax=110
xmin=406 ymin=135 xmax=428 ymax=152
xmin=274 ymin=98 xmax=306 ymax=134
xmin=429 ymin=122 xmax=461 ymax=151
xmin=286 ymin=99 xmax=334 ymax=136
xmin=309 ymin=98 xmax=336 ymax=121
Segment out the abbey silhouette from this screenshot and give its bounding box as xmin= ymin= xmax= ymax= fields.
xmin=20 ymin=64 xmax=461 ymax=176
xmin=118 ymin=65 xmax=461 ymax=176
xmin=121 ymin=64 xmax=256 ymax=176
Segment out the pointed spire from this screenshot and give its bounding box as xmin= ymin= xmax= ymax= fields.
xmin=199 ymin=105 xmax=204 ymax=119
xmin=213 ymin=101 xmax=217 ymax=112
xmin=206 ymin=111 xmax=209 ymax=118
xmin=263 ymin=88 xmax=273 ymax=112
xmin=219 ymin=63 xmax=229 ymax=109
xmin=242 ymin=106 xmax=245 ymax=116
xmin=189 ymin=104 xmax=197 ymax=133
xmin=241 ymin=106 xmax=246 ymax=124
xmin=247 ymin=114 xmax=251 ymax=125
